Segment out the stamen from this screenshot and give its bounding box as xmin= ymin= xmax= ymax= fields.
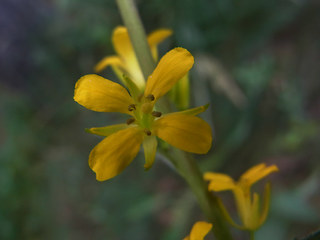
xmin=128 ymin=104 xmax=136 ymax=111
xmin=126 ymin=118 xmax=135 ymax=125
xmin=144 ymin=129 xmax=152 ymax=136
xmin=151 ymin=111 xmax=162 ymax=117
xmin=145 ymin=94 xmax=155 ymax=101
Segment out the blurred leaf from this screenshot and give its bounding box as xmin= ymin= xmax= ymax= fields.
xmin=195 ymin=54 xmax=247 ymax=108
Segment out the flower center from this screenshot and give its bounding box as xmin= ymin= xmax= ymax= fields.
xmin=125 ymin=94 xmax=162 ymax=134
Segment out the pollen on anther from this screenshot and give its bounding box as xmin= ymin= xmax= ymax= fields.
xmin=126 ymin=118 xmax=135 ymax=125
xmin=128 ymin=104 xmax=136 ymax=111
xmin=152 ymin=111 xmax=162 ymax=117
xmin=144 ymin=129 xmax=152 ymax=136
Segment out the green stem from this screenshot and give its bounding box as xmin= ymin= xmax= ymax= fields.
xmin=115 ymin=0 xmax=155 ymax=79
xmin=165 ymin=149 xmax=233 ymax=240
xmin=250 ymin=231 xmax=255 ymax=240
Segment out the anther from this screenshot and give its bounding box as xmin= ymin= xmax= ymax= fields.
xmin=126 ymin=118 xmax=135 ymax=125
xmin=128 ymin=104 xmax=136 ymax=111
xmin=144 ymin=129 xmax=152 ymax=136
xmin=151 ymin=111 xmax=162 ymax=117
xmin=146 ymin=94 xmax=155 ymax=101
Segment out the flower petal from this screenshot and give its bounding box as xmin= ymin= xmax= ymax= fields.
xmin=241 ymin=163 xmax=265 ymax=179
xmin=112 ymin=26 xmax=133 ymax=59
xmin=233 ymin=187 xmax=250 ymax=228
xmin=145 ymin=47 xmax=194 ymax=100
xmin=259 ymin=182 xmax=271 ymax=227
xmin=94 ymin=55 xmax=124 ymax=73
xmin=142 ymin=136 xmax=158 ymax=170
xmin=189 ymin=221 xmax=212 ymax=240
xmin=204 ymin=172 xmax=236 ymax=192
xmin=112 ymin=26 xmax=145 ymax=89
xmin=85 ymin=124 xmax=129 ymax=137
xmin=147 ymin=29 xmax=172 ymax=60
xmin=153 ymin=113 xmax=212 ymax=154
xmin=147 ymin=29 xmax=173 ymax=47
xmin=74 ymin=74 xmax=133 ymax=114
xmin=240 ymin=163 xmax=279 ymax=188
xmin=111 ymin=66 xmax=141 ymax=100
xmin=249 ymin=192 xmax=261 ymax=230
xmin=89 ymin=127 xmax=144 ymax=181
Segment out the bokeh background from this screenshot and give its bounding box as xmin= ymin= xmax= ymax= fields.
xmin=1 ymin=0 xmax=319 ymax=239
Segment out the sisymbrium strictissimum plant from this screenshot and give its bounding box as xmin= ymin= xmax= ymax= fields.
xmin=74 ymin=0 xmax=282 ymax=238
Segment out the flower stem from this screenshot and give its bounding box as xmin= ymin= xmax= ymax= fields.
xmin=250 ymin=231 xmax=255 ymax=240
xmin=165 ymin=149 xmax=233 ymax=240
xmin=115 ymin=0 xmax=156 ymax=79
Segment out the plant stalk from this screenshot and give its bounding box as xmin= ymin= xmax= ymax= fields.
xmin=116 ymin=0 xmax=155 ymax=79
xmin=250 ymin=231 xmax=255 ymax=240
xmin=165 ymin=149 xmax=233 ymax=240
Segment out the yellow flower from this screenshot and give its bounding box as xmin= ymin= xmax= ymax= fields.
xmin=74 ymin=47 xmax=212 ymax=181
xmin=94 ymin=26 xmax=172 ymax=90
xmin=183 ymin=221 xmax=212 ymax=240
xmin=204 ymin=163 xmax=279 ymax=231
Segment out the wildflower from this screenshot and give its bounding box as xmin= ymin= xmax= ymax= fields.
xmin=94 ymin=26 xmax=172 ymax=90
xmin=204 ymin=163 xmax=278 ymax=231
xmin=183 ymin=221 xmax=212 ymax=240
xmin=74 ymin=47 xmax=212 ymax=181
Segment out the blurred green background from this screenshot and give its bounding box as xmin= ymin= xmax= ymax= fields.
xmin=0 ymin=0 xmax=319 ymax=239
